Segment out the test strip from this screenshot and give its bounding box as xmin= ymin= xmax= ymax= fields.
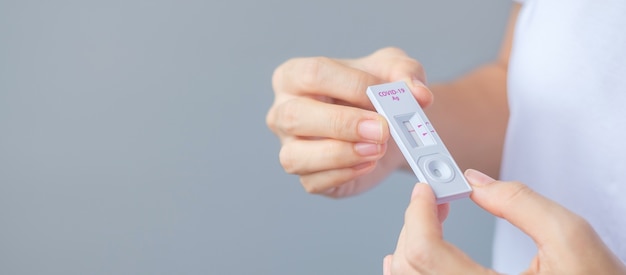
xmin=366 ymin=81 xmax=472 ymax=204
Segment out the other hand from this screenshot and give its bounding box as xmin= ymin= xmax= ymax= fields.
xmin=384 ymin=169 xmax=626 ymax=275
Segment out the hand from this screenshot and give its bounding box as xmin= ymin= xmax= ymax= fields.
xmin=384 ymin=169 xmax=626 ymax=275
xmin=266 ymin=47 xmax=433 ymax=198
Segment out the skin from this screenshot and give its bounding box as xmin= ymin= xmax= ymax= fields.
xmin=267 ymin=5 xmax=519 ymax=198
xmin=267 ymin=48 xmax=427 ymax=197
xmin=265 ymin=2 xmax=626 ymax=273
xmin=383 ymin=170 xmax=626 ymax=274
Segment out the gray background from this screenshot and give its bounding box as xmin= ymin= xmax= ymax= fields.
xmin=0 ymin=0 xmax=511 ymax=274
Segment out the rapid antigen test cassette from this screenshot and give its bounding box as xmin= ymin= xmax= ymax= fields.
xmin=366 ymin=81 xmax=471 ymax=204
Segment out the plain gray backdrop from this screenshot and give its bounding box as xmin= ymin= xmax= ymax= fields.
xmin=0 ymin=0 xmax=512 ymax=274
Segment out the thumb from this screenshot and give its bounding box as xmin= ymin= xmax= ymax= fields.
xmin=347 ymin=47 xmax=434 ymax=108
xmin=465 ymin=169 xmax=579 ymax=246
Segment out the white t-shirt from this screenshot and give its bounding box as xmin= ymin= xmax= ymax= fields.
xmin=496 ymin=0 xmax=626 ymax=273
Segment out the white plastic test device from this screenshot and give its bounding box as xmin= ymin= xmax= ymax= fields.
xmin=366 ymin=81 xmax=472 ymax=204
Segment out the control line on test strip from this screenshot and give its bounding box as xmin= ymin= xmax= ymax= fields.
xmin=366 ymin=81 xmax=472 ymax=204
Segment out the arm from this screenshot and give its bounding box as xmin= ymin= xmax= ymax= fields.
xmin=416 ymin=3 xmax=521 ymax=178
xmin=267 ymin=4 xmax=521 ymax=197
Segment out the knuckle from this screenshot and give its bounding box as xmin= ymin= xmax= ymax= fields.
xmin=376 ymin=46 xmax=407 ymax=57
xmin=500 ymin=182 xmax=534 ymax=220
xmin=369 ymin=47 xmax=428 ymax=84
xmin=503 ymin=181 xmax=533 ymax=206
xmin=301 ymin=177 xmax=324 ymax=194
xmin=326 ymin=142 xmax=349 ymax=165
xmin=322 ymin=188 xmax=344 ymax=199
xmin=390 ymin=259 xmax=405 ymax=274
xmin=297 ymin=56 xmax=331 ymax=91
xmin=404 ymin=243 xmax=436 ymax=268
xmin=403 ymin=58 xmax=425 ymax=75
xmin=272 ymin=61 xmax=288 ymax=91
xmin=279 ymin=145 xmax=298 ymax=174
xmin=390 ymin=57 xmax=426 ymax=82
xmin=274 ymin=99 xmax=301 ymax=134
xmin=265 ymin=106 xmax=278 ymax=132
xmin=301 ymin=171 xmax=354 ymax=197
xmin=351 ymin=71 xmax=373 ymax=96
xmin=328 ymin=108 xmax=358 ymax=139
xmin=562 ymin=214 xmax=594 ymax=240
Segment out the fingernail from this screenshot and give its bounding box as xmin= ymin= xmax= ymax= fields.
xmin=412 ymin=78 xmax=427 ymax=87
xmin=354 ymin=143 xmax=381 ymax=156
xmin=464 ymin=169 xmax=496 ymax=186
xmin=358 ymin=120 xmax=383 ymax=142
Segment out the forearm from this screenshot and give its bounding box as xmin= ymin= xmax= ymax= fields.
xmin=398 ymin=3 xmax=520 ymax=178
xmin=398 ymin=63 xmax=509 ymax=178
xmin=428 ymin=63 xmax=508 ymax=178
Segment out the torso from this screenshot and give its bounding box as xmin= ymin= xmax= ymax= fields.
xmin=497 ymin=0 xmax=626 ymax=272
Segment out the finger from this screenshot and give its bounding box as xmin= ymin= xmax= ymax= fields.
xmin=437 ymin=203 xmax=450 ymax=224
xmin=273 ymin=57 xmax=382 ymax=109
xmin=465 ymin=169 xmax=582 ymax=245
xmin=269 ymin=97 xmax=389 ymax=143
xmin=279 ymin=139 xmax=387 ymax=174
xmin=398 ymin=183 xmax=490 ymax=274
xmin=398 ymin=183 xmax=444 ymax=272
xmin=383 ymin=255 xmax=393 ymax=275
xmin=298 ymin=162 xmax=376 ymax=195
xmin=346 ymin=47 xmax=433 ymax=107
xmin=393 ymin=223 xmax=408 ymax=257
xmin=404 ymin=183 xmax=442 ymax=240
